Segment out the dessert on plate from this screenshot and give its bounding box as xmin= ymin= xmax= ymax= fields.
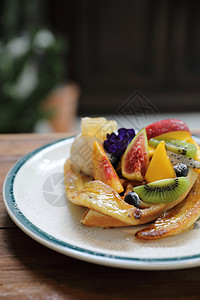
xmin=64 ymin=117 xmax=200 ymax=240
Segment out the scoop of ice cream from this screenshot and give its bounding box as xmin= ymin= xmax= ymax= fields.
xmin=70 ymin=134 xmax=99 ymax=176
xmin=70 ymin=117 xmax=118 ymax=176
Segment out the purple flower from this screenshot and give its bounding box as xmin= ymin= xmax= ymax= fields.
xmin=103 ymin=128 xmax=135 ymax=158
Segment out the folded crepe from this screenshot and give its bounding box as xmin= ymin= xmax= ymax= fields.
xmin=64 ymin=159 xmax=198 ymax=229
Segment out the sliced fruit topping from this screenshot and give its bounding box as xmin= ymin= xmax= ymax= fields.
xmin=167 ymin=151 xmax=200 ymax=169
xmin=149 ymin=138 xmax=197 ymax=158
xmin=152 ymin=130 xmax=191 ymax=141
xmin=103 ymin=128 xmax=135 ymax=159
xmin=148 ymin=144 xmax=155 ymax=158
xmin=135 ymin=176 xmax=200 ymax=240
xmin=81 ymin=117 xmax=117 ymax=139
xmin=65 ymin=159 xmax=198 ymax=227
xmin=121 ymin=128 xmax=149 ymax=181
xmin=145 ymin=141 xmax=175 ymax=183
xmin=124 ymin=192 xmax=140 ymax=207
xmin=145 ymin=119 xmax=190 ymax=140
xmin=93 ymin=141 xmax=124 ymax=193
xmin=106 ymin=153 xmax=119 ymax=169
xmin=133 ymin=177 xmax=190 ymax=204
xmin=185 ymin=137 xmax=200 ymax=174
xmin=174 ymin=163 xmax=188 ymax=177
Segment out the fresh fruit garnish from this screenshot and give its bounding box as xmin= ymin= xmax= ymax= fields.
xmin=133 ymin=177 xmax=190 ymax=204
xmin=149 ymin=138 xmax=197 ymax=158
xmin=106 ymin=153 xmax=119 ymax=169
xmin=65 ymin=159 xmax=198 ymax=227
xmin=66 ymin=117 xmax=200 ymax=239
xmin=135 ymin=176 xmax=200 ymax=240
xmin=145 ymin=119 xmax=190 ymax=140
xmin=124 ymin=192 xmax=140 ymax=207
xmin=185 ymin=137 xmax=200 ymax=174
xmin=81 ymin=117 xmax=117 ymax=140
xmin=145 ymin=141 xmax=175 ymax=183
xmin=121 ymin=128 xmax=149 ymax=181
xmin=148 ymin=144 xmax=155 ymax=158
xmin=174 ymin=163 xmax=188 ymax=177
xmin=152 ymin=130 xmax=191 ymax=141
xmin=103 ymin=128 xmax=135 ymax=158
xmin=93 ymin=141 xmax=124 ymax=193
xmin=167 ymin=151 xmax=200 ymax=169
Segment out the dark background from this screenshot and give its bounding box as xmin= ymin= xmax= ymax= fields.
xmin=48 ymin=0 xmax=200 ymax=115
xmin=1 ymin=0 xmax=200 ymax=116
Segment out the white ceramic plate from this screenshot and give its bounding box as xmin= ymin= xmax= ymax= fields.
xmin=3 ymin=136 xmax=200 ymax=270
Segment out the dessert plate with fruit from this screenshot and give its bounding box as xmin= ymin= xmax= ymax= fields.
xmin=3 ymin=117 xmax=200 ymax=270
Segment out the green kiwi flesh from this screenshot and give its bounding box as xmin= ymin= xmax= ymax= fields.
xmin=133 ymin=177 xmax=190 ymax=203
xmin=149 ymin=138 xmax=197 ymax=158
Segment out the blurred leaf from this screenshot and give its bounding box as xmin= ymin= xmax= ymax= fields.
xmin=0 ymin=28 xmax=67 ymax=133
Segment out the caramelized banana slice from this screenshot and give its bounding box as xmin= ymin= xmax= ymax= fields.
xmin=65 ymin=162 xmax=137 ymax=225
xmin=81 ymin=180 xmax=134 ymax=227
xmin=81 ymin=182 xmax=149 ymax=227
xmin=81 ymin=209 xmax=128 ymax=227
xmin=64 ymin=159 xmax=198 ymax=226
xmin=135 ymin=175 xmax=200 ymax=240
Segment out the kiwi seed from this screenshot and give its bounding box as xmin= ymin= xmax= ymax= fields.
xmin=133 ymin=177 xmax=190 ymax=204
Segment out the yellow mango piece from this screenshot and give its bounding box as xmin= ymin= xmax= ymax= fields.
xmin=145 ymin=141 xmax=176 ymax=183
xmin=148 ymin=144 xmax=155 ymax=158
xmin=155 ymin=130 xmax=191 ymax=141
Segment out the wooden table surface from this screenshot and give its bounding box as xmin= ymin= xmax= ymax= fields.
xmin=1 ymin=132 xmax=200 ymax=300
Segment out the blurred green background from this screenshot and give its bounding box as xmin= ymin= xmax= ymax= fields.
xmin=1 ymin=0 xmax=200 ymax=133
xmin=0 ymin=0 xmax=67 ymax=133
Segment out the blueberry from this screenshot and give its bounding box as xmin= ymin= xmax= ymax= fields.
xmin=124 ymin=192 xmax=140 ymax=207
xmin=106 ymin=153 xmax=119 ymax=169
xmin=110 ymin=154 xmax=119 ymax=169
xmin=174 ymin=163 xmax=188 ymax=177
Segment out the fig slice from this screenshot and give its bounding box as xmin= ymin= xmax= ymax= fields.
xmin=121 ymin=128 xmax=149 ymax=181
xmin=93 ymin=141 xmax=124 ymax=193
xmin=135 ymin=175 xmax=200 ymax=240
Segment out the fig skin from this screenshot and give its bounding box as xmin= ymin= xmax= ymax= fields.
xmin=121 ymin=128 xmax=149 ymax=182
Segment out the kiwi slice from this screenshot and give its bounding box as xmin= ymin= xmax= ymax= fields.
xmin=133 ymin=177 xmax=190 ymax=203
xmin=149 ymin=138 xmax=197 ymax=158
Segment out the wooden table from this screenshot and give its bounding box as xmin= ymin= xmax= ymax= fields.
xmin=1 ymin=133 xmax=200 ymax=299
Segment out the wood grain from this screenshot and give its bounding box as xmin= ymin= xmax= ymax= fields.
xmin=1 ymin=132 xmax=200 ymax=299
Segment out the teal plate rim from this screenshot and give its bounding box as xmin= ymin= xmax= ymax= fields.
xmin=3 ymin=135 xmax=200 ymax=270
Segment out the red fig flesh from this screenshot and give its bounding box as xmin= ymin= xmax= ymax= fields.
xmin=121 ymin=128 xmax=149 ymax=181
